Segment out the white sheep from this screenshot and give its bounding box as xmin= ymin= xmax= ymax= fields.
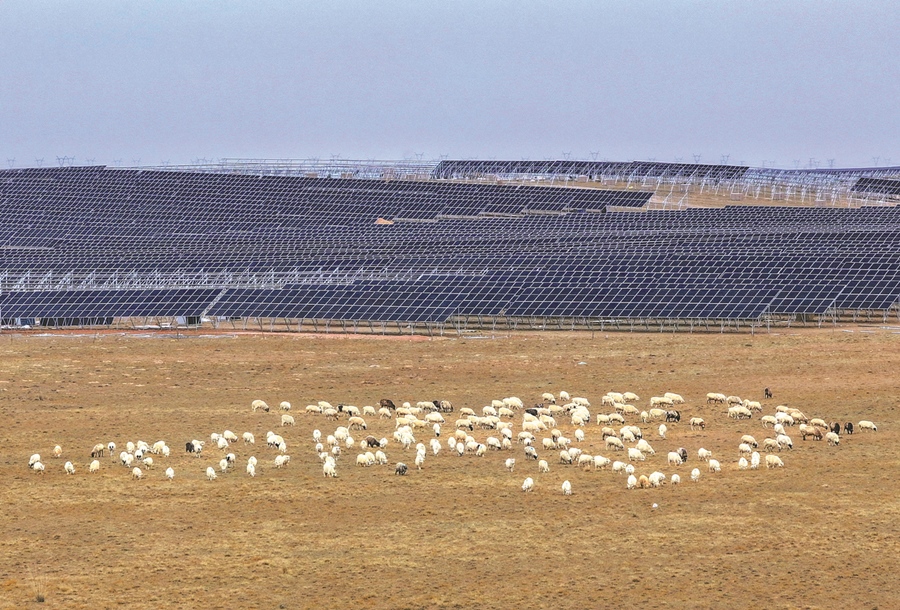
xmin=561 ymin=480 xmax=572 ymax=495
xmin=658 ymin=424 xmax=667 ymax=439
xmin=826 ymin=431 xmax=840 ymax=445
xmin=219 ymin=458 xmax=229 ymax=473
xmin=165 ymin=467 xmax=175 ymax=480
xmin=738 ymin=457 xmax=749 ymax=470
xmin=649 ymin=472 xmax=666 ymax=487
xmin=120 ymin=452 xmax=134 ymax=468
xmin=522 ymin=477 xmax=535 ymax=492
xmin=667 ymin=451 xmax=683 ymax=466
xmin=625 ymin=463 xmax=635 ymax=476
xmin=28 ymin=454 xmax=41 ymax=468
xmin=53 ymin=445 xmax=63 ymax=459
xmin=593 ymin=455 xmax=611 ymax=470
xmin=698 ymin=448 xmax=712 ymax=462
xmin=538 ymin=459 xmax=550 ymax=473
xmin=627 ymin=447 xmax=646 ymax=462
xmin=142 ymin=457 xmax=154 ymax=469
xmin=574 ymin=429 xmax=585 ymax=443
xmin=761 ymin=415 xmax=777 ymax=428
xmin=222 ymin=430 xmax=238 ymax=443
xmin=323 ymin=461 xmax=336 ymax=477
xmin=206 ymin=466 xmax=217 ymax=480
xmin=89 ymin=460 xmax=100 ymax=473
xmin=708 ymin=459 xmax=721 ymax=473
xmin=750 ymin=451 xmax=761 ymax=469
xmin=636 ymin=439 xmax=655 ymax=455
xmin=280 ymin=401 xmax=292 ymax=411
xmin=859 ymin=420 xmax=877 ymax=432
xmin=251 ymin=399 xmax=270 ymax=412
xmin=738 ymin=443 xmax=753 ymax=456
xmin=274 ymin=455 xmax=291 ymax=468
xmin=131 ymin=467 xmax=143 ymax=479
xmin=670 ymin=473 xmax=680 ymax=485
xmin=627 ymin=474 xmax=637 ymax=489
xmin=107 ymin=441 xmax=116 ymax=456
xmin=248 ymin=456 xmax=257 ymax=468
xmin=375 ymin=450 xmax=388 ymax=465
xmin=776 ymin=434 xmax=793 ymax=450
xmin=766 ymin=454 xmax=785 ymax=468
xmin=126 ymin=441 xmax=136 ymax=454
xmin=691 ymin=468 xmax=701 ymax=482
xmin=242 ymin=432 xmax=255 ymax=444
xmin=281 ymin=414 xmax=295 ymax=427
xmin=216 ymin=437 xmax=229 ymax=451
xmin=64 ymin=461 xmax=75 ymax=475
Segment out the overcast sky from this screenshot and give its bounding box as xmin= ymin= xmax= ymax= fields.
xmin=1 ymin=1 xmax=898 ymax=169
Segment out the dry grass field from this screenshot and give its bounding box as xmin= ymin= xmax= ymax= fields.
xmin=0 ymin=328 xmax=898 ymax=609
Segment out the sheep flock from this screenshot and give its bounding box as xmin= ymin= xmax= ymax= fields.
xmin=24 ymin=392 xmax=879 ymax=496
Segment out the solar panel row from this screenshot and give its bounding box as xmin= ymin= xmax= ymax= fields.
xmin=0 ymin=167 xmax=898 ymax=327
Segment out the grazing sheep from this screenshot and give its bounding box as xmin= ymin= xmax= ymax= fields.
xmin=89 ymin=460 xmax=100 ymax=473
xmin=636 ymin=439 xmax=655 ymax=455
xmin=664 ymin=392 xmax=685 ymax=404
xmin=691 ymin=468 xmax=701 ymax=482
xmin=627 ymin=447 xmax=645 ymax=462
xmin=28 ymin=454 xmax=42 ymax=468
xmin=605 ymin=437 xmax=625 ymax=451
xmin=53 ymin=445 xmax=63 ymax=459
xmin=698 ymin=448 xmax=712 ymax=462
xmin=706 ymin=392 xmax=727 ymax=404
xmin=708 ymin=459 xmax=721 ymax=473
xmin=131 ymin=467 xmax=143 ymax=479
xmin=280 ymin=401 xmax=292 ymax=411
xmin=395 ymin=462 xmax=408 ymax=476
xmin=738 ymin=457 xmax=749 ymax=470
xmin=658 ymin=424 xmax=667 ymax=439
xmin=206 ymin=466 xmax=217 ymax=480
xmin=165 ymin=467 xmax=175 ymax=480
xmin=64 ymin=461 xmax=75 ymax=475
xmin=524 ymin=446 xmax=539 ymax=461
xmin=638 ymin=475 xmax=651 ymax=489
xmin=593 ymin=455 xmax=611 ymax=470
xmin=741 ymin=435 xmax=758 ymax=448
xmin=844 ymin=422 xmax=854 ymax=435
xmin=689 ymin=417 xmax=706 ymax=430
xmin=761 ymin=415 xmax=777 ymax=428
xmin=559 ymin=450 xmax=573 ymax=464
xmin=649 ymin=472 xmax=666 ymax=488
xmin=738 ymin=443 xmax=753 ymax=456
xmin=280 ymin=414 xmax=295 ymax=427
xmin=242 ymin=432 xmax=255 ymax=445
xmin=766 ymin=455 xmax=785 ymax=468
xmin=776 ymin=434 xmax=793 ymax=450
xmin=219 ymin=458 xmax=229 ymax=473
xmin=251 ymin=399 xmax=270 ymax=412
xmin=538 ymin=459 xmax=550 ymax=473
xmin=667 ymin=451 xmax=683 ymax=466
xmin=858 ymin=420 xmax=877 ymax=432
xmin=90 ymin=443 xmax=105 ymax=458
xmin=143 ymin=457 xmax=154 ymax=469
xmin=627 ymin=474 xmax=637 ymax=489
xmin=612 ymin=461 xmax=626 ymax=474
xmin=31 ymin=461 xmax=45 ymax=474
xmin=826 ymin=431 xmax=840 ymax=446
xmin=322 ymin=461 xmax=336 ymax=477
xmin=222 ymin=431 xmax=238 ymax=444
xmin=120 ymin=452 xmax=134 ymax=468
xmin=670 ymin=473 xmax=681 ymax=485
xmin=522 ymin=477 xmax=535 ymax=492
xmin=561 ymin=480 xmax=572 ymax=495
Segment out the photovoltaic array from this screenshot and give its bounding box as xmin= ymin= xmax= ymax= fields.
xmin=1 ymin=166 xmax=899 ymax=328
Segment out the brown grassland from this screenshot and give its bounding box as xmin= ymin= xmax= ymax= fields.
xmin=0 ymin=328 xmax=898 ymax=609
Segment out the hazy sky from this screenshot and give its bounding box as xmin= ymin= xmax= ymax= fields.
xmin=2 ymin=1 xmax=898 ymax=169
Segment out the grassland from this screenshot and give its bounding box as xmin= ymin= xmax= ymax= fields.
xmin=0 ymin=328 xmax=897 ymax=609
